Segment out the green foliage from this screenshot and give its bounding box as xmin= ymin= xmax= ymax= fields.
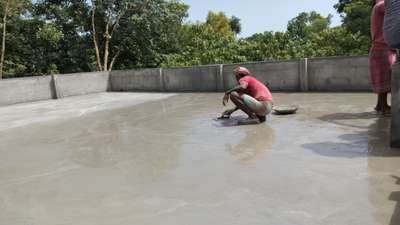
xmin=334 ymin=0 xmax=373 ymax=37
xmin=161 ymin=23 xmax=239 ymax=67
xmin=307 ymin=27 xmax=369 ymax=57
xmin=206 ymin=11 xmax=234 ymax=38
xmin=36 ymin=23 xmax=64 ymax=45
xmin=0 ymin=0 xmax=372 ymax=78
xmin=287 ymin=11 xmax=332 ymax=41
xmin=113 ymin=0 xmax=189 ymax=68
xmin=229 ymin=16 xmax=241 ymax=35
xmin=163 ymin=9 xmax=369 ymax=68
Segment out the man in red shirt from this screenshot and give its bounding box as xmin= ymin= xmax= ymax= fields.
xmin=220 ymin=67 xmax=274 ymax=124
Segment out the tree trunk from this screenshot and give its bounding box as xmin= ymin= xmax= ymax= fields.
xmin=92 ymin=0 xmax=126 ymax=72
xmin=108 ymin=50 xmax=120 ymax=71
xmin=0 ymin=0 xmax=10 ymax=79
xmin=103 ymin=23 xmax=110 ymax=71
xmin=91 ymin=1 xmax=102 ymax=71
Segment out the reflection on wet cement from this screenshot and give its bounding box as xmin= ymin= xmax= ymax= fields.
xmin=224 ymin=123 xmax=274 ymax=162
xmin=0 ymin=93 xmax=400 ymax=225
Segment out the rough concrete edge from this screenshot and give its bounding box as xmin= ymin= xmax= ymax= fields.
xmin=307 ymin=55 xmax=368 ymax=61
xmin=223 ymin=59 xmax=300 ymax=67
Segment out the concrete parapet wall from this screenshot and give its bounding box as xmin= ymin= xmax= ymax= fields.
xmin=0 ymin=55 xmax=373 ymax=107
xmin=223 ymin=60 xmax=301 ymax=91
xmin=308 ymin=56 xmax=370 ymax=92
xmin=163 ymin=65 xmax=219 ymax=92
xmin=0 ymin=76 xmax=55 ymax=106
xmin=110 ymin=68 xmax=161 ymax=92
xmin=55 ymin=72 xmax=109 ymax=98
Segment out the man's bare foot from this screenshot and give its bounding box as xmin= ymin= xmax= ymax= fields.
xmin=257 ymin=115 xmax=266 ymax=123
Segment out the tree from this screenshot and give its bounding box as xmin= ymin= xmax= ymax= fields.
xmin=33 ymin=0 xmax=92 ymax=74
xmin=206 ymin=11 xmax=234 ymax=37
xmin=334 ymin=0 xmax=373 ymax=38
xmin=113 ymin=0 xmax=188 ymax=69
xmin=162 ymin=23 xmax=239 ymax=67
xmin=89 ymin=0 xmax=134 ymax=71
xmin=0 ymin=0 xmax=29 ymax=79
xmin=88 ymin=0 xmax=189 ymax=71
xmin=0 ymin=1 xmax=375 ymax=77
xmin=229 ymin=16 xmax=241 ymax=35
xmin=307 ymin=27 xmax=369 ymax=57
xmin=33 ymin=0 xmax=188 ymax=72
xmin=287 ymin=11 xmax=332 ymax=41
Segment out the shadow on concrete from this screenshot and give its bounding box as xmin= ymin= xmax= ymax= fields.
xmin=213 ymin=116 xmax=261 ymax=127
xmin=389 ymin=175 xmax=400 ymax=225
xmin=302 ymin=112 xmax=400 ymax=158
xmin=318 ymin=112 xmax=379 ymax=129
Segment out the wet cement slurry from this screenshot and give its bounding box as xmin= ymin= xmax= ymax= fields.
xmin=0 ymin=93 xmax=399 ymax=225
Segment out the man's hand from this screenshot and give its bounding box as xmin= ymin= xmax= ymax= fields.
xmin=221 ymin=109 xmax=235 ymax=118
xmin=222 ymin=93 xmax=230 ymax=106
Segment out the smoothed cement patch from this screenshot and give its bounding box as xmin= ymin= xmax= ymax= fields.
xmin=0 ymin=93 xmax=399 ymax=225
xmin=0 ymin=92 xmax=176 ymax=131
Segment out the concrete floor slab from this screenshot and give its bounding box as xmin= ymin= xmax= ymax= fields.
xmin=0 ymin=93 xmax=399 ymax=225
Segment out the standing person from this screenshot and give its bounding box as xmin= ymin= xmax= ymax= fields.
xmin=220 ymin=67 xmax=273 ymax=124
xmin=369 ymin=0 xmax=398 ymax=114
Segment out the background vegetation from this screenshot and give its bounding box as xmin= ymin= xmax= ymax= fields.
xmin=0 ymin=0 xmax=372 ymax=78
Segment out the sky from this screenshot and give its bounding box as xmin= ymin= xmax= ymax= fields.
xmin=181 ymin=0 xmax=343 ymax=37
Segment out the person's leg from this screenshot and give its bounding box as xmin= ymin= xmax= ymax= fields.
xmin=376 ymin=93 xmax=390 ymax=112
xmin=229 ymin=92 xmax=258 ymax=119
xmin=371 ymin=49 xmax=396 ymax=113
xmin=237 ymin=93 xmax=271 ymax=123
xmin=241 ymin=94 xmax=270 ymax=116
xmin=379 ymin=92 xmax=391 ymax=112
xmin=375 ymin=94 xmax=381 ymax=111
xmin=257 ymin=102 xmax=273 ymax=122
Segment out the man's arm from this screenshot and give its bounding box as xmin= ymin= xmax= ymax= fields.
xmin=225 ymin=83 xmax=247 ymax=95
xmin=223 ymin=83 xmax=248 ymax=106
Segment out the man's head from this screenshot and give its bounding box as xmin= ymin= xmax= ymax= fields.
xmin=233 ymin=67 xmax=251 ymax=81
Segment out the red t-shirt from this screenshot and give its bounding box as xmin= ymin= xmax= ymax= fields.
xmin=239 ymin=76 xmax=273 ymax=102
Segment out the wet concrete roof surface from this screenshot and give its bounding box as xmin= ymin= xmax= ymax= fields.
xmin=0 ymin=92 xmax=399 ymax=225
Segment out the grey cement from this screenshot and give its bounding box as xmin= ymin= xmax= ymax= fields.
xmin=308 ymin=56 xmax=370 ymax=92
xmin=55 ymin=72 xmax=110 ymax=98
xmin=163 ymin=65 xmax=219 ymax=92
xmin=110 ymin=68 xmax=162 ymax=92
xmin=107 ymin=56 xmax=371 ymax=93
xmin=0 ymin=76 xmax=55 ymax=106
xmin=0 ymin=93 xmax=399 ymax=225
xmin=392 ymin=63 xmax=400 ymax=147
xmin=0 ymin=92 xmax=175 ymax=131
